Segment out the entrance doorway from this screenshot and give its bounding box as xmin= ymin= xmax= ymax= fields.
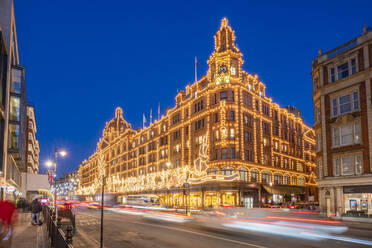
xmin=242 ymin=197 xmax=253 ymax=208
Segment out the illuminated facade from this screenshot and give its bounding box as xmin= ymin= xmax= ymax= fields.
xmin=77 ymin=18 xmax=317 ymax=208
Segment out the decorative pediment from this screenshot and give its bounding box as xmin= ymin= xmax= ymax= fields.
xmin=333 ymin=113 xmax=357 ymax=125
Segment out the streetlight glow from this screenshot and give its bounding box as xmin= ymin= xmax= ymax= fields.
xmin=59 ymin=150 xmax=67 ymax=157
xmin=45 ymin=160 xmax=53 ymax=167
xmin=166 ymin=162 xmax=171 ymax=167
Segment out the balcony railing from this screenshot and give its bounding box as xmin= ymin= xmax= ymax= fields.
xmin=326 ymin=38 xmax=358 ymax=59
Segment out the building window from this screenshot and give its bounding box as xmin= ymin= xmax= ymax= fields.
xmin=222 ymin=166 xmax=234 ymax=176
xmin=274 ymin=174 xmax=282 ymax=185
xmin=220 ymin=91 xmax=227 ymax=100
xmin=230 ymin=148 xmax=235 ymax=159
xmin=244 ymin=150 xmax=252 ymax=161
xmin=8 ymin=124 xmax=19 ymax=149
xmin=214 ymin=113 xmax=219 ymax=123
xmin=333 ymin=154 xmax=363 ymax=176
xmin=315 ymin=104 xmax=320 ymax=123
xmin=221 ymin=148 xmax=228 ymax=159
xmin=331 ymin=91 xmax=359 ymax=116
xmin=250 ymin=170 xmax=258 ymax=182
xmin=239 ymin=168 xmax=248 ymax=181
xmin=263 ymin=137 xmax=269 ymax=147
xmin=351 ymin=58 xmax=357 ymax=75
xmin=230 ymin=66 xmax=236 ymax=75
xmin=262 ymin=172 xmax=271 ymax=183
xmin=229 ymin=128 xmax=235 ymax=139
xmin=291 ymin=176 xmax=297 ymax=186
xmin=283 ymin=175 xmax=289 ymax=185
xmin=9 ymin=96 xmax=20 ymax=121
xmin=330 ymin=68 xmax=335 ymax=82
xmin=262 ymin=103 xmax=270 ymax=116
xmin=11 ymin=67 xmax=22 ymax=94
xmin=244 ymin=131 xmax=252 ymax=142
xmin=337 ymin=63 xmax=349 ymax=80
xmin=231 ymin=91 xmax=235 ymax=102
xmin=332 ymin=122 xmax=360 ymax=147
xmin=263 ymin=122 xmax=270 ymax=134
xmin=255 ymin=100 xmax=259 ymax=111
xmin=230 ymin=111 xmax=235 ymax=121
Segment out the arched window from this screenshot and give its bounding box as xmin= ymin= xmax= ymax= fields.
xmin=274 ymin=174 xmax=282 ymax=185
xmin=262 ymin=172 xmax=271 ymax=183
xmin=222 ymin=166 xmax=235 ymax=176
xmin=292 ymin=176 xmax=297 ymax=185
xmin=283 ymin=175 xmax=289 ymax=185
xmin=207 ymin=168 xmax=218 ymax=175
xmin=239 ymin=167 xmax=248 ymax=181
xmin=250 ymin=170 xmax=258 ymax=182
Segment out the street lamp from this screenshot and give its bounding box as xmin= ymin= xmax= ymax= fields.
xmin=46 ymin=148 xmax=67 ymax=213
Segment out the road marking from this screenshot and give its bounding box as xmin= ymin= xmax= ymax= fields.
xmin=128 ymin=220 xmax=267 ymax=248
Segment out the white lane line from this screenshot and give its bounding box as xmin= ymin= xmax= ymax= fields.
xmin=128 ymin=220 xmax=267 ymax=248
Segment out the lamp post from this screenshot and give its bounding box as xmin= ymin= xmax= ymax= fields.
xmin=46 ymin=148 xmax=67 ymax=213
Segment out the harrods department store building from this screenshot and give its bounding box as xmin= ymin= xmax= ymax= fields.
xmin=77 ymin=18 xmax=317 ymax=208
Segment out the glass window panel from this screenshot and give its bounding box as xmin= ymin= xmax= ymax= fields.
xmin=351 ymin=59 xmax=356 ymax=74
xmin=353 ymin=92 xmax=359 ymax=110
xmin=341 ymin=156 xmax=354 ymax=175
xmin=355 ymin=154 xmax=363 ymax=175
xmin=334 ymin=158 xmax=340 ymax=176
xmin=9 ymin=96 xmax=20 ymax=121
xmin=337 ymin=63 xmax=349 ymax=80
xmin=354 ymin=122 xmax=361 ymax=144
xmin=11 ymin=68 xmax=22 ymax=94
xmin=340 ymin=125 xmax=353 ymax=145
xmin=339 ymin=95 xmax=351 ymax=114
xmin=332 ymin=128 xmax=339 ymax=146
xmin=8 ymin=124 xmax=19 ymax=149
xmin=332 ymin=99 xmax=338 ymax=116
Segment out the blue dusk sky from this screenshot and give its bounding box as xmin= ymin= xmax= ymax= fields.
xmin=14 ymin=0 xmax=372 ymax=176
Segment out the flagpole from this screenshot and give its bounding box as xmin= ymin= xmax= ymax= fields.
xmin=195 ymin=56 xmax=197 ymax=82
xmin=150 ymin=109 xmax=152 ymax=124
xmin=158 ymin=103 xmax=160 ymax=120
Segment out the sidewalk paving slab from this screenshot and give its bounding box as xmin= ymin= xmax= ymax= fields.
xmin=11 ymin=212 xmax=49 ymax=248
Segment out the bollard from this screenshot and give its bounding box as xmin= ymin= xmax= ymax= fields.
xmin=66 ymin=225 xmax=73 ymax=245
xmin=57 ymin=216 xmax=62 ymax=229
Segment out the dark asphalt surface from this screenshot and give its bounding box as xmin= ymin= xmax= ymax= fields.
xmin=72 ymin=207 xmax=372 ymax=248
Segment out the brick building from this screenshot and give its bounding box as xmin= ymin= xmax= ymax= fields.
xmin=312 ymin=25 xmax=372 ymax=217
xmin=77 ymin=18 xmax=317 ymax=208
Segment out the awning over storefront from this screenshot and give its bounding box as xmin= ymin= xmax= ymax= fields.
xmin=263 ymin=185 xmax=305 ymax=195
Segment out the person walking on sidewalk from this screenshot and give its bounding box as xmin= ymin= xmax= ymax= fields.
xmin=30 ymin=197 xmax=42 ymax=226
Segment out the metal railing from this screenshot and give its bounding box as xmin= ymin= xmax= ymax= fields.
xmin=43 ymin=206 xmax=74 ymax=248
xmin=58 ymin=207 xmax=76 ymax=235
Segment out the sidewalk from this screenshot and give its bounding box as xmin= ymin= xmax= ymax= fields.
xmin=11 ymin=212 xmax=49 ymax=248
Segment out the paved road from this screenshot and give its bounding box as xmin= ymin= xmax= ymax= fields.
xmin=72 ymin=207 xmax=372 ymax=248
